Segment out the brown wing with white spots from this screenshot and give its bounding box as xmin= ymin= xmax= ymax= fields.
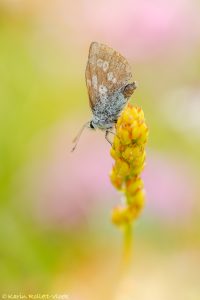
xmin=85 ymin=42 xmax=132 ymax=109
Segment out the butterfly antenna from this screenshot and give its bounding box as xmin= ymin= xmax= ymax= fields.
xmin=71 ymin=121 xmax=90 ymax=152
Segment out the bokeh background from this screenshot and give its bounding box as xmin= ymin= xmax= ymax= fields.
xmin=1 ymin=0 xmax=200 ymax=299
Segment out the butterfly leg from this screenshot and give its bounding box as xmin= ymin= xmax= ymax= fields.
xmin=106 ymin=129 xmax=115 ymax=136
xmin=105 ymin=130 xmax=113 ymax=145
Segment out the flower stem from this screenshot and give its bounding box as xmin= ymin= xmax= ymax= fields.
xmin=122 ymin=223 xmax=133 ymax=272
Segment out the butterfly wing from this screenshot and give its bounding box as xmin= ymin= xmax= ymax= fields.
xmin=85 ymin=42 xmax=132 ymax=110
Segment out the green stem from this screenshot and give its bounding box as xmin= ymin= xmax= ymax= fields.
xmin=122 ymin=222 xmax=133 ymax=271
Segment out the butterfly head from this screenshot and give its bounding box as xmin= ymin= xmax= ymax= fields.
xmin=122 ymin=82 xmax=137 ymax=98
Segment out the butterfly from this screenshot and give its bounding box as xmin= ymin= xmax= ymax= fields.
xmin=71 ymin=42 xmax=136 ymax=151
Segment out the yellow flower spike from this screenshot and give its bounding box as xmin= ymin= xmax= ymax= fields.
xmin=136 ymin=107 xmax=145 ymax=120
xmin=131 ymin=125 xmax=142 ymax=140
xmin=138 ymin=123 xmax=148 ymax=138
xmin=117 ymin=126 xmax=131 ymax=145
xmin=110 ymin=103 xmax=148 ymax=228
xmin=126 ymin=177 xmax=144 ymax=196
xmin=110 ymin=148 xmax=118 ymax=160
xmin=109 ymin=102 xmax=148 ymax=273
xmin=113 ymin=135 xmax=121 ymax=152
xmin=133 ymin=151 xmax=146 ymax=167
xmin=126 ymin=189 xmax=145 ymax=207
xmin=122 ymin=146 xmax=135 ymax=162
xmin=122 ymin=145 xmax=143 ymax=162
xmin=122 ymin=109 xmax=135 ymax=124
xmin=130 ymin=164 xmax=144 ymax=176
xmin=111 ymin=206 xmax=136 ymax=226
xmin=110 ymin=170 xmax=123 ymax=190
xmin=137 ymin=130 xmax=149 ymax=145
xmin=115 ymin=159 xmax=130 ymax=177
xmin=134 ymin=190 xmax=145 ymax=208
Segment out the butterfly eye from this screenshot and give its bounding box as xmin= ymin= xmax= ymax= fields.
xmin=90 ymin=121 xmax=95 ymax=129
